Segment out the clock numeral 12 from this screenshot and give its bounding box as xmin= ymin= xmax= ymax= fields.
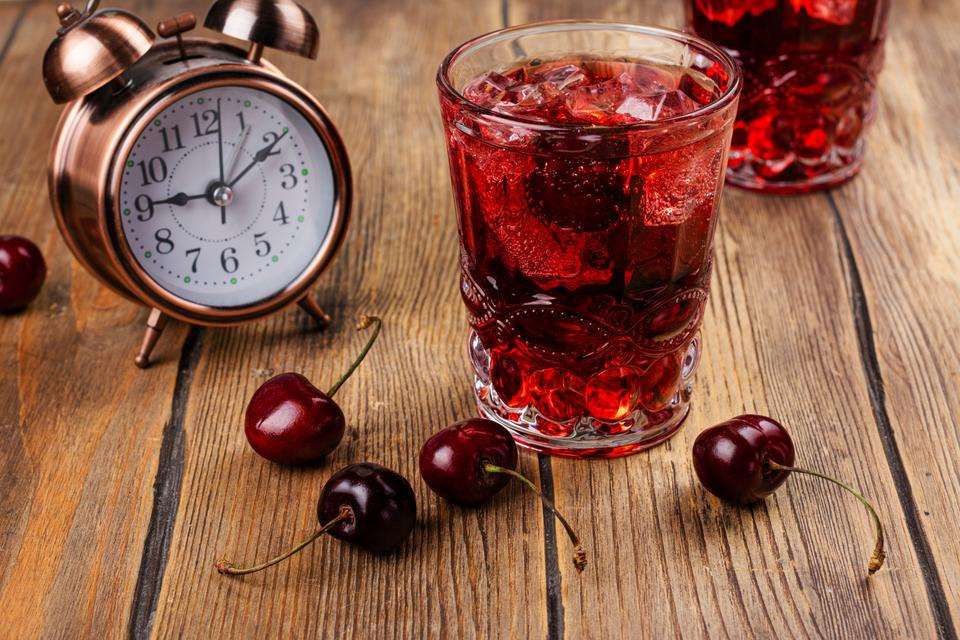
xmin=191 ymin=109 xmax=220 ymax=138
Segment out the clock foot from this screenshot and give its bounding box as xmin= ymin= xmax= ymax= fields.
xmin=298 ymin=295 xmax=330 ymax=331
xmin=135 ymin=308 xmax=169 ymax=369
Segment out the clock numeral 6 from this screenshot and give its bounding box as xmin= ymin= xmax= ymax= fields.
xmin=134 ymin=194 xmax=154 ymax=221
xmin=279 ymin=164 xmax=298 ymax=190
xmin=254 ymin=232 xmax=271 ymax=257
xmin=185 ymin=247 xmax=201 ymax=273
xmin=138 ymin=157 xmax=168 ymax=187
xmin=221 ymin=247 xmax=239 ymax=273
xmin=154 ymin=228 xmax=174 ymax=255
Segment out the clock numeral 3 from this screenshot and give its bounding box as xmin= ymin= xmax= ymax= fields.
xmin=280 ymin=163 xmax=298 ymax=190
xmin=191 ymin=109 xmax=220 ymax=138
xmin=254 ymin=232 xmax=271 ymax=257
xmin=221 ymin=247 xmax=239 ymax=273
xmin=155 ymin=228 xmax=174 ymax=255
xmin=137 ymin=157 xmax=168 ymax=187
xmin=134 ymin=194 xmax=154 ymax=221
xmin=185 ymin=247 xmax=201 ymax=273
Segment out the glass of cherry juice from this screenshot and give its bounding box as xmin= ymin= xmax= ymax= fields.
xmin=437 ymin=22 xmax=741 ymax=458
xmin=688 ymin=0 xmax=890 ymax=193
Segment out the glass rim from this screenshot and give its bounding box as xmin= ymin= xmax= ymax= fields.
xmin=437 ymin=19 xmax=743 ymax=134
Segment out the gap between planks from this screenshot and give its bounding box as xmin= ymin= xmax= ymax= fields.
xmin=128 ymin=327 xmax=206 ymax=640
xmin=826 ymin=193 xmax=957 ymax=640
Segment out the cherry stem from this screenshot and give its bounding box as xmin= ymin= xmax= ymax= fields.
xmin=326 ymin=316 xmax=382 ymax=398
xmin=768 ymin=461 xmax=885 ymax=575
xmin=215 ymin=505 xmax=352 ymax=576
xmin=484 ymin=463 xmax=587 ymax=573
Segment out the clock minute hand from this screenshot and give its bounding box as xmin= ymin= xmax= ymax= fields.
xmin=228 ymin=129 xmax=288 ymax=188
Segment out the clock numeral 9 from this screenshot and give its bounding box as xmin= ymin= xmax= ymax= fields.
xmin=185 ymin=247 xmax=200 ymax=273
xmin=134 ymin=194 xmax=154 ymax=221
xmin=137 ymin=157 xmax=168 ymax=187
xmin=279 ymin=164 xmax=298 ymax=190
xmin=221 ymin=247 xmax=239 ymax=273
xmin=191 ymin=109 xmax=220 ymax=138
xmin=154 ymin=228 xmax=174 ymax=255
xmin=254 ymin=232 xmax=271 ymax=257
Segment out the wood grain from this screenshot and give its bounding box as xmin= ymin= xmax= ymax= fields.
xmin=149 ymin=1 xmax=549 ymax=638
xmin=0 ymin=2 xmax=189 ymax=638
xmin=506 ymin=0 xmax=950 ymax=637
xmin=0 ymin=0 xmax=956 ymax=638
xmin=828 ymin=0 xmax=960 ymax=633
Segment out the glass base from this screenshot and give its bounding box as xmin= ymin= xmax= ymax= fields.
xmin=725 ymin=146 xmax=864 ymax=195
xmin=470 ymin=333 xmax=699 ymax=459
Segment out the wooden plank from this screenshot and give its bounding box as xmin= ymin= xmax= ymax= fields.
xmin=150 ymin=1 xmax=550 ymax=638
xmin=828 ymin=0 xmax=960 ymax=633
xmin=505 ymin=0 xmax=945 ymax=637
xmin=0 ymin=2 xmax=190 ymax=638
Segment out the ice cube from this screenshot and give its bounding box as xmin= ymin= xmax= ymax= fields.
xmin=564 ymin=78 xmax=626 ymax=124
xmin=464 ymin=71 xmax=513 ymax=108
xmin=642 ymin=142 xmax=723 ymax=226
xmin=615 ymin=90 xmax=700 ymax=123
xmin=696 ymin=0 xmax=777 ymax=27
xmin=791 ymin=0 xmax=858 ymax=25
xmin=540 ymin=63 xmax=587 ymax=91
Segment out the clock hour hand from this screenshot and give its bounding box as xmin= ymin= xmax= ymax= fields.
xmin=227 ymin=129 xmax=288 ymax=188
xmin=154 ymin=192 xmax=206 ymax=207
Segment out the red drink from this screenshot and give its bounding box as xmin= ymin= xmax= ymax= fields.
xmin=689 ymin=0 xmax=890 ymax=193
xmin=438 ymin=24 xmax=740 ymax=457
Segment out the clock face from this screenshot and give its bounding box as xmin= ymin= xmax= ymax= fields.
xmin=117 ymin=85 xmax=337 ymax=308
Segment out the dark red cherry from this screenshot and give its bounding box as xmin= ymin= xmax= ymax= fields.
xmin=0 ymin=235 xmax=47 ymax=313
xmin=243 ymin=316 xmax=381 ymax=465
xmin=317 ymin=462 xmax=417 ymax=552
xmin=217 ymin=462 xmax=416 ymax=576
xmin=419 ymin=418 xmax=518 ymax=505
xmin=692 ymin=414 xmax=885 ymax=574
xmin=691 ymin=414 xmax=795 ymax=503
xmin=419 ymin=418 xmax=587 ymax=572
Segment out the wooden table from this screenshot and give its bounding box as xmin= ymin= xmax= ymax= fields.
xmin=1 ymin=0 xmax=957 ymax=637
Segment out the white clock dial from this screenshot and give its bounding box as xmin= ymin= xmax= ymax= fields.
xmin=117 ymin=86 xmax=336 ymax=308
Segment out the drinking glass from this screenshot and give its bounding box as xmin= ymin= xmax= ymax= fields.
xmin=688 ymin=0 xmax=890 ymax=193
xmin=437 ymin=22 xmax=741 ymax=457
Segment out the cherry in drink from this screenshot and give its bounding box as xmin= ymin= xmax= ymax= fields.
xmin=689 ymin=0 xmax=890 ymax=193
xmin=438 ymin=24 xmax=741 ymax=457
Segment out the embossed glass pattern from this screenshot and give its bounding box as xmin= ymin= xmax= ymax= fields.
xmin=438 ymin=23 xmax=741 ymax=457
xmin=688 ymin=0 xmax=890 ymax=193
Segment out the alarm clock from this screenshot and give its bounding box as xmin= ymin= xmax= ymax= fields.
xmin=43 ymin=0 xmax=351 ymax=367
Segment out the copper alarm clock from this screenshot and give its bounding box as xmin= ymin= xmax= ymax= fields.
xmin=43 ymin=0 xmax=351 ymax=367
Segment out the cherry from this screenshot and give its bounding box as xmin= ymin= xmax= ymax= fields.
xmin=692 ymin=414 xmax=885 ymax=574
xmin=419 ymin=418 xmax=587 ymax=572
xmin=244 ymin=316 xmax=381 ymax=465
xmin=0 ymin=235 xmax=47 ymax=313
xmin=216 ymin=462 xmax=416 ymax=576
